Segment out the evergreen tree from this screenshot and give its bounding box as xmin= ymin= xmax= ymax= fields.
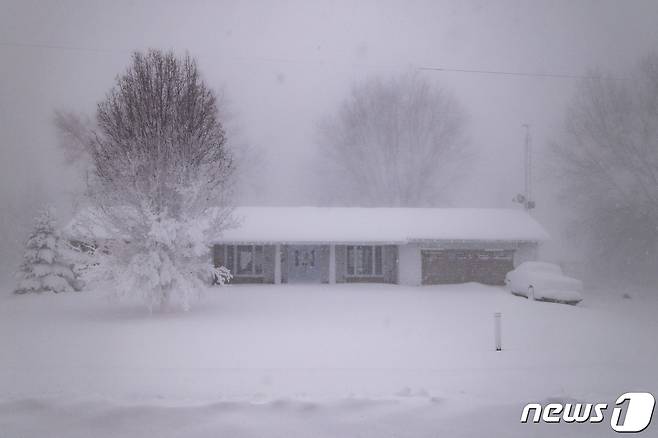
xmin=15 ymin=208 xmax=81 ymax=294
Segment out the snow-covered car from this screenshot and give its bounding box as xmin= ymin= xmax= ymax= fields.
xmin=505 ymin=262 xmax=583 ymax=305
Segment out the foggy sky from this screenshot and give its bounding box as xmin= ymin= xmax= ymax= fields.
xmin=2 ymin=0 xmax=658 ymax=217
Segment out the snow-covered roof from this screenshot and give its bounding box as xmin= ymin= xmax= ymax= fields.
xmin=63 ymin=206 xmax=549 ymax=243
xmin=214 ymin=207 xmax=549 ymax=244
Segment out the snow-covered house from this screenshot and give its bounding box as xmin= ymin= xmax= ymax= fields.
xmin=212 ymin=207 xmax=548 ymax=286
xmin=64 ymin=206 xmax=548 ymax=287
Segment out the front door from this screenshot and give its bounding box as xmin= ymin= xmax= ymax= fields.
xmin=288 ymin=245 xmax=324 ymax=283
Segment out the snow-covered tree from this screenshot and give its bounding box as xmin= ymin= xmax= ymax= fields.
xmin=15 ymin=208 xmax=81 ymax=294
xmin=316 ymin=73 xmax=468 ymax=206
xmin=56 ymin=50 xmax=235 ymax=311
xmin=551 ymin=53 xmax=658 ymax=285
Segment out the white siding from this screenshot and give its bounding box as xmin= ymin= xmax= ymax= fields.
xmin=513 ymin=242 xmax=538 ymax=267
xmin=398 ymin=243 xmax=421 ymax=286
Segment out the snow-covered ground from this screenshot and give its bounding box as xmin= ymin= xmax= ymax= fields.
xmin=1 ymin=283 xmax=657 ymax=437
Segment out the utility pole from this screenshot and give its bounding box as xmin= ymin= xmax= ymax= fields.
xmin=514 ymin=124 xmax=535 ymax=211
xmin=523 ymin=124 xmax=533 ymax=211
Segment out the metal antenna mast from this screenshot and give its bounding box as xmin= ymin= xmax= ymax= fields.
xmin=514 ymin=124 xmax=535 ymax=211
xmin=523 ymin=124 xmax=532 ymax=210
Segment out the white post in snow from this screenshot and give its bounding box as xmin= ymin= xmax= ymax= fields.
xmin=329 ymin=244 xmax=336 ymax=284
xmin=274 ymin=244 xmax=281 ymax=284
xmin=494 ymin=312 xmax=502 ymax=351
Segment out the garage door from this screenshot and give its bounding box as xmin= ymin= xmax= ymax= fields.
xmin=421 ymin=250 xmax=514 ymax=285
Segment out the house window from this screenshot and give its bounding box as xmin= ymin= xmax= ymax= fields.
xmin=224 ymin=245 xmax=263 ymax=276
xmin=347 ymin=246 xmax=355 ymax=275
xmin=305 ymin=249 xmax=315 ymax=267
xmin=294 ymin=249 xmax=315 ymax=267
xmin=358 ymin=246 xmax=372 ymax=275
xmin=237 ymin=245 xmax=253 ymax=275
xmin=374 ymin=246 xmax=382 ymax=274
xmin=226 ymin=245 xmax=234 ymax=271
xmin=346 ymin=245 xmax=384 ymax=277
xmin=254 ymin=245 xmax=263 ymax=274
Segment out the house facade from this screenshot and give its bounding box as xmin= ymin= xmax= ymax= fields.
xmin=211 ymin=207 xmax=548 ymax=286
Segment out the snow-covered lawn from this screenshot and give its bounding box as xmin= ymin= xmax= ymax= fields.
xmin=1 ymin=283 xmax=657 ymax=437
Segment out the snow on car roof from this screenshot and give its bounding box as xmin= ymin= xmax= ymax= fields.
xmin=214 ymin=206 xmax=549 ymax=244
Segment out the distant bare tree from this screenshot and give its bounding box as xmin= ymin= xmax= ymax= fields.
xmin=552 ymin=54 xmax=658 ymax=284
xmin=55 ymin=91 xmax=261 ymax=205
xmin=53 ymin=110 xmax=94 ymax=166
xmin=317 ymin=73 xmax=467 ymax=206
xmin=212 ymin=94 xmax=266 ymax=205
xmin=0 ymin=178 xmax=46 ymax=279
xmin=57 ymin=50 xmax=235 ymax=310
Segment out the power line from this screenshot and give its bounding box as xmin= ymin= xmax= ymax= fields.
xmin=0 ymin=40 xmax=627 ymax=81
xmin=418 ymin=66 xmax=625 ymax=80
xmin=0 ymin=41 xmax=131 ymax=54
xmin=418 ymin=66 xmax=582 ymax=79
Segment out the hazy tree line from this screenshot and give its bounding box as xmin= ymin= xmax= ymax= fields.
xmin=551 ymin=53 xmax=658 ymax=286
xmin=44 ymin=50 xmax=470 ymax=308
xmin=316 ymin=74 xmax=468 ymax=206
xmin=7 ymin=46 xmax=658 ymax=304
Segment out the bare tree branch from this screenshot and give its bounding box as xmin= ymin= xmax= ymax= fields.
xmin=551 ymin=55 xmax=658 ymax=283
xmin=316 ymin=73 xmax=468 ymax=207
xmin=56 ymin=49 xmax=236 ymax=310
